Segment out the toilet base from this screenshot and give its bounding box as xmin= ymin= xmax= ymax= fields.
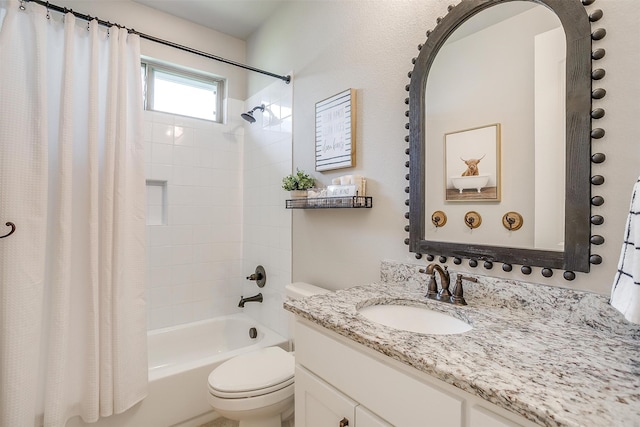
xmin=209 ymin=393 xmax=293 ymax=427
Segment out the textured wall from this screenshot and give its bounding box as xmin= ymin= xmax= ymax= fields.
xmin=247 ymin=0 xmax=640 ymax=294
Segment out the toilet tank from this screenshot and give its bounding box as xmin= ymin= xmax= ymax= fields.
xmin=285 ymin=282 xmax=330 ymax=350
xmin=285 ymin=282 xmax=331 ymax=299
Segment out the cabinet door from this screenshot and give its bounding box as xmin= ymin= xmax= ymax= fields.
xmin=469 ymin=405 xmax=524 ymax=427
xmin=355 ymin=406 xmax=393 ymax=427
xmin=296 ymin=366 xmax=356 ymax=427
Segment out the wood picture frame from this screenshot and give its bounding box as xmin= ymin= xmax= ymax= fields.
xmin=444 ymin=123 xmax=501 ymax=202
xmin=315 ymin=89 xmax=356 ymax=171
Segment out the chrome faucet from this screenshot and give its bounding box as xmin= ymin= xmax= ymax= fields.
xmin=419 ymin=264 xmax=476 ymax=306
xmin=238 ymin=293 xmax=263 ymax=307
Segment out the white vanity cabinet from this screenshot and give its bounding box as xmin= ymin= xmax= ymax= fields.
xmin=294 ymin=319 xmax=538 ymax=427
xmin=296 ymin=366 xmax=391 ymax=427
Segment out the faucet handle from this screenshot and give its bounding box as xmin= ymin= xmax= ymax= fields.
xmin=246 ymin=265 xmax=267 ymax=287
xmin=451 ymin=274 xmax=476 ymax=306
xmin=419 ymin=268 xmax=439 ymax=299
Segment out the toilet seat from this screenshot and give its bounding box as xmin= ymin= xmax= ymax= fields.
xmin=208 ymin=347 xmax=294 ymax=399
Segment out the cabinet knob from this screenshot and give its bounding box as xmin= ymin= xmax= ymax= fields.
xmin=339 ymin=417 xmax=350 ymax=427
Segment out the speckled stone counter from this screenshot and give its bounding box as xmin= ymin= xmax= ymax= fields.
xmin=284 ymin=261 xmax=640 ymax=427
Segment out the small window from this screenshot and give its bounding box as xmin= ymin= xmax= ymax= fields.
xmin=141 ymin=60 xmax=224 ymax=123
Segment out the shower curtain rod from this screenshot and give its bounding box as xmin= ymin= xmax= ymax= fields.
xmin=22 ymin=0 xmax=291 ymax=84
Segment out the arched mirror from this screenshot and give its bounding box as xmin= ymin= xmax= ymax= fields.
xmin=407 ymin=0 xmax=606 ymax=277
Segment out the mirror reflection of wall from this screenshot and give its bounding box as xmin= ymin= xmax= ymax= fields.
xmin=425 ymin=3 xmax=564 ymax=251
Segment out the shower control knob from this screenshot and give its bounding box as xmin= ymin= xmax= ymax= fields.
xmin=246 ymin=265 xmax=267 ymax=288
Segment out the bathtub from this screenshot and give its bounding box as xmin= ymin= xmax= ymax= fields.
xmin=450 ymin=174 xmax=490 ymax=193
xmin=65 ymin=314 xmax=288 ymax=427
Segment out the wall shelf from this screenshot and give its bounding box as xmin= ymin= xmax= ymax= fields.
xmin=286 ymin=196 xmax=372 ymax=209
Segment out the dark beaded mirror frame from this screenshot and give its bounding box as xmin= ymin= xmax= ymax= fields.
xmin=405 ymin=0 xmax=607 ymax=280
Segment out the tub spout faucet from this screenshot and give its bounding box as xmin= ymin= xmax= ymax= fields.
xmin=238 ymin=293 xmax=263 ymax=307
xmin=419 ymin=263 xmax=451 ymax=301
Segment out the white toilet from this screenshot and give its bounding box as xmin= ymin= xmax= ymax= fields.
xmin=207 ymin=282 xmax=330 ymax=427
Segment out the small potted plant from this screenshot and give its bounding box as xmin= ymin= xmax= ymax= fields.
xmin=282 ymin=169 xmax=315 ymax=198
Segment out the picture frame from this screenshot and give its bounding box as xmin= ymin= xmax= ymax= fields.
xmin=315 ymin=89 xmax=356 ymax=171
xmin=444 ymin=123 xmax=501 ymax=202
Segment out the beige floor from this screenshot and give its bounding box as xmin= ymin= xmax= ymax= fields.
xmin=199 ymin=417 xmax=238 ymax=427
xmin=199 ymin=417 xmax=294 ymax=427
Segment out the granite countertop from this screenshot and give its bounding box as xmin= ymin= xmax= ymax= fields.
xmin=284 ymin=262 xmax=640 ymax=427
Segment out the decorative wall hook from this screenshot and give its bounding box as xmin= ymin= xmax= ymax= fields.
xmin=431 ymin=211 xmax=447 ymax=228
xmin=502 ymin=212 xmax=523 ymax=231
xmin=0 ymin=222 xmax=16 ymax=239
xmin=464 ymin=211 xmax=481 ymax=229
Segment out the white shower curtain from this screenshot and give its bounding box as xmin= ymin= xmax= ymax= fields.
xmin=0 ymin=1 xmax=148 ymax=426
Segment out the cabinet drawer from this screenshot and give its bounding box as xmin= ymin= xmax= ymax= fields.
xmin=296 ymin=320 xmax=463 ymax=427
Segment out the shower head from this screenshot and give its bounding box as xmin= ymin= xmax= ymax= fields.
xmin=241 ymin=104 xmax=265 ymax=123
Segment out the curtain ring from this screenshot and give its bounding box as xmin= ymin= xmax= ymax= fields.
xmin=45 ymin=1 xmax=50 ymax=19
xmin=87 ymin=16 xmax=91 ymax=31
xmin=19 ymin=0 xmax=26 ymax=11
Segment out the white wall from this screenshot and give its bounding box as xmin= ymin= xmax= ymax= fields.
xmin=247 ymin=0 xmax=640 ymax=294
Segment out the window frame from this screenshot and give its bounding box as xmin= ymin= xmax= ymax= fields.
xmin=141 ymin=59 xmax=225 ymax=123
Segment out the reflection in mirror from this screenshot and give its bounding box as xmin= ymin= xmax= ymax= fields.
xmin=425 ymin=3 xmax=565 ymax=252
xmin=408 ymin=0 xmax=595 ymax=275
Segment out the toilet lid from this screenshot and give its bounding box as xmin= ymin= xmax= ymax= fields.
xmin=208 ymin=347 xmax=294 ymax=395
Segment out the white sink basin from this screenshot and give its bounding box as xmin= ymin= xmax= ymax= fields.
xmin=358 ymin=304 xmax=472 ymax=335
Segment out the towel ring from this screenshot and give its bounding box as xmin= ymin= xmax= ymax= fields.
xmin=0 ymin=222 xmax=16 ymax=239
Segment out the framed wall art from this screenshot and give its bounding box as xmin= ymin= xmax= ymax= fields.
xmin=444 ymin=123 xmax=501 ymax=202
xmin=315 ymin=88 xmax=356 ymax=171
